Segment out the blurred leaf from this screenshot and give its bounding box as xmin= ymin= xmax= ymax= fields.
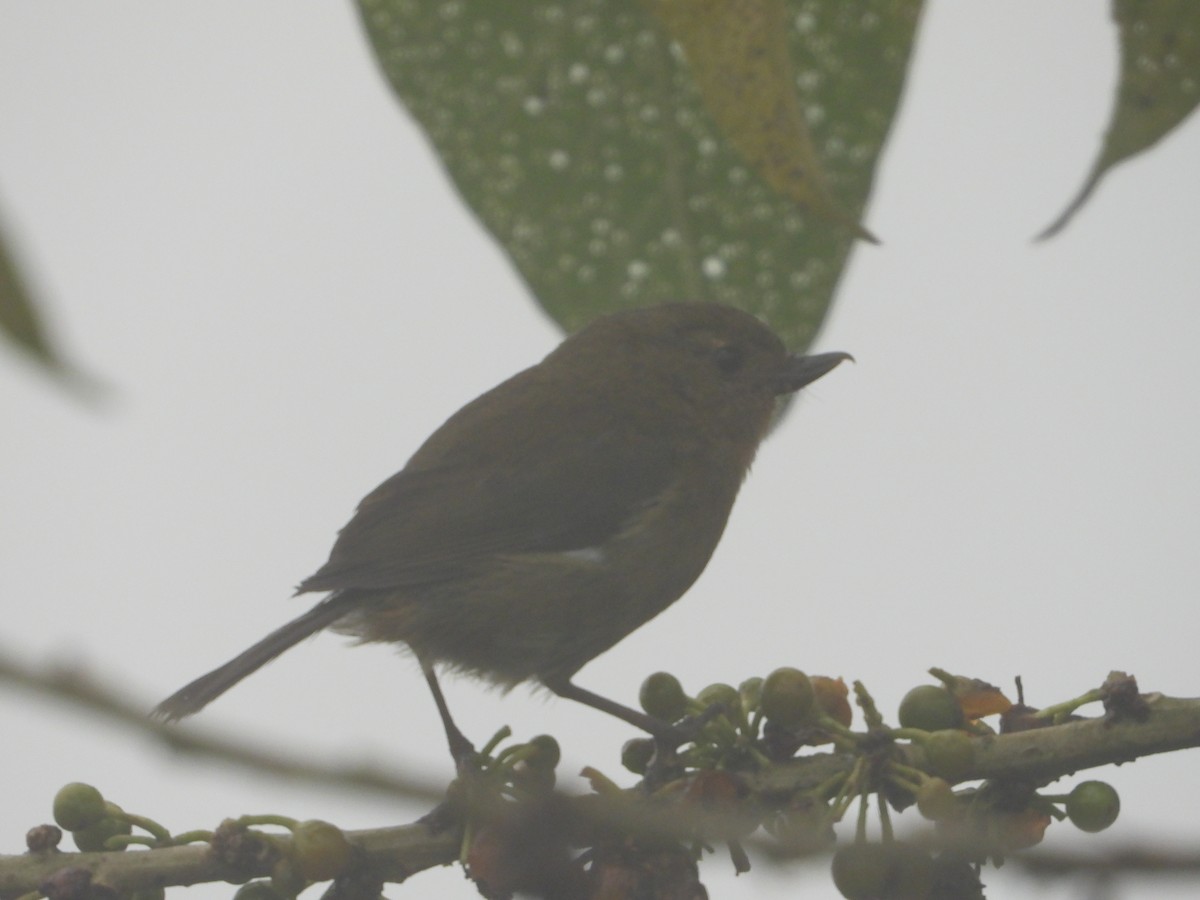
xmin=0 ymin=213 xmax=100 ymax=396
xmin=0 ymin=218 xmax=60 ymax=370
xmin=1039 ymin=0 xmax=1200 ymax=240
xmin=357 ymin=0 xmax=921 ymax=347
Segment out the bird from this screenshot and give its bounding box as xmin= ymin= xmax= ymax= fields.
xmin=155 ymin=302 xmax=850 ymax=758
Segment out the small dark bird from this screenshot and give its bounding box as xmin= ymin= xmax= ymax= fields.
xmin=155 ymin=303 xmax=850 ymax=756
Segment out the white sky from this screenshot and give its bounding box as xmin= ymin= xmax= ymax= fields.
xmin=1 ymin=3 xmax=1198 ymax=899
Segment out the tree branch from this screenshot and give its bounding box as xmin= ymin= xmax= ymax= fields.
xmin=6 ymin=652 xmax=1200 ymax=896
xmin=0 ymin=823 xmax=458 ymax=899
xmin=0 ymin=650 xmax=442 ymax=803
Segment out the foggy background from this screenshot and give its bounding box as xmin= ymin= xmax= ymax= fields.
xmin=2 ymin=3 xmax=1198 ymax=897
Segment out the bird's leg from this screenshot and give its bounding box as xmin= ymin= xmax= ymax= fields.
xmin=421 ymin=659 xmax=477 ymax=765
xmin=418 ymin=659 xmax=482 ymax=834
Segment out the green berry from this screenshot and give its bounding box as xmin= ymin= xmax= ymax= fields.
xmin=621 ymin=737 xmax=656 ymax=775
xmin=524 ymin=734 xmax=561 ymax=770
xmin=639 ymin=671 xmax=688 ymax=722
xmin=72 ymin=814 xmax=131 ymax=852
xmin=831 ymin=841 xmax=932 ymax=899
xmin=898 ymin=685 xmax=964 ymax=731
xmin=52 ymin=783 xmax=106 ymax=832
xmin=915 ymin=777 xmax=958 ymax=821
xmin=291 ymin=819 xmax=353 ymax=881
xmin=923 ymin=729 xmax=975 ymax=781
xmin=761 ymin=667 xmax=815 ymax=728
xmin=1066 ymin=780 xmax=1120 ymax=833
xmin=830 ymin=842 xmax=890 ymax=899
xmin=888 ymin=843 xmax=935 ymax=899
xmin=697 ymin=682 xmax=741 ymax=718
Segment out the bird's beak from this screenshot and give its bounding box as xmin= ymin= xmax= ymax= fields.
xmin=774 ymin=351 xmax=854 ymax=395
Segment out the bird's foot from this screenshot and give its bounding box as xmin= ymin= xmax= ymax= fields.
xmin=419 ymin=739 xmax=483 ymax=834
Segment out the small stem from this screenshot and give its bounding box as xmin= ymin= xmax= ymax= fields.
xmin=748 ymin=709 xmax=764 ymax=738
xmin=123 ymin=812 xmax=172 ymax=844
xmin=748 ymin=746 xmax=773 ymax=769
xmin=889 ymin=762 xmax=930 ymax=784
xmin=171 ymin=830 xmax=214 ymax=845
xmin=492 ymin=742 xmax=528 ymax=769
xmin=1034 ymin=689 xmax=1104 ymax=724
xmin=878 ymin=793 xmax=894 ymax=843
xmin=479 ymin=726 xmax=512 ymax=760
xmin=814 ymin=769 xmax=851 ymax=802
xmin=816 ymin=713 xmax=859 ymax=741
xmin=887 ymin=775 xmax=922 ymax=796
xmin=830 ymin=757 xmax=865 ymax=817
xmin=825 ymin=763 xmax=864 ymax=830
xmin=928 ymin=667 xmax=955 ymax=688
xmin=854 ymin=788 xmax=869 ymax=843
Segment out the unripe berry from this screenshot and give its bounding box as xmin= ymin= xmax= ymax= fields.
xmin=915 ymin=777 xmax=958 ymax=821
xmin=621 ymin=737 xmax=655 ymax=775
xmin=1066 ymin=780 xmax=1120 ymax=833
xmin=924 ymin=729 xmax=975 ymax=781
xmin=524 ymin=734 xmax=561 ymax=771
xmin=72 ymin=815 xmax=131 ymax=852
xmin=761 ymin=667 xmax=815 ymax=728
xmin=291 ymin=820 xmax=353 ymax=881
xmin=898 ymin=685 xmax=963 ymax=731
xmin=52 ymin=783 xmax=106 ymax=832
xmin=697 ymin=682 xmax=741 ymax=715
xmin=639 ymin=671 xmax=688 ymax=722
xmin=830 ymin=843 xmax=889 ymax=899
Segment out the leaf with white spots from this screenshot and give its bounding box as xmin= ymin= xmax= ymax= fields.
xmin=357 ymin=0 xmax=921 ymax=347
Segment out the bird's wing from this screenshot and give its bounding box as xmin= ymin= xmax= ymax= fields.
xmin=297 ymin=429 xmax=679 ymax=593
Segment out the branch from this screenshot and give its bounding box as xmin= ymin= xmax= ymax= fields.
xmin=6 ymin=653 xmax=1200 ymax=896
xmin=933 ymin=692 xmax=1200 ymax=783
xmin=0 ymin=651 xmax=441 ymax=803
xmin=750 ymin=692 xmax=1200 ymax=796
xmin=0 ymin=823 xmax=457 ymax=899
xmin=1013 ymin=842 xmax=1200 ymax=878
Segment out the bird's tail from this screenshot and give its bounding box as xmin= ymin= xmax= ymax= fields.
xmin=153 ymin=595 xmax=354 ymax=721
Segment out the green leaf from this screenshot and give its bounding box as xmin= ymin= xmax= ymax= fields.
xmin=357 ymin=0 xmax=921 ymax=347
xmin=0 ymin=218 xmax=59 ymax=370
xmin=0 ymin=213 xmax=100 ymax=396
xmin=1039 ymin=0 xmax=1200 ymax=240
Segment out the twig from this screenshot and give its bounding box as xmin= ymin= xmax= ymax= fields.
xmin=0 ymin=650 xmax=442 ymax=803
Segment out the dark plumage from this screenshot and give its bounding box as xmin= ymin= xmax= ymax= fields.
xmin=155 ymin=303 xmax=849 ymax=752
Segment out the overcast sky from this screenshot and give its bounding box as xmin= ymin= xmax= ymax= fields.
xmin=2 ymin=3 xmax=1198 ymax=899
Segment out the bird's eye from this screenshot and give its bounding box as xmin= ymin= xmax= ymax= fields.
xmin=712 ymin=343 xmax=745 ymax=375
